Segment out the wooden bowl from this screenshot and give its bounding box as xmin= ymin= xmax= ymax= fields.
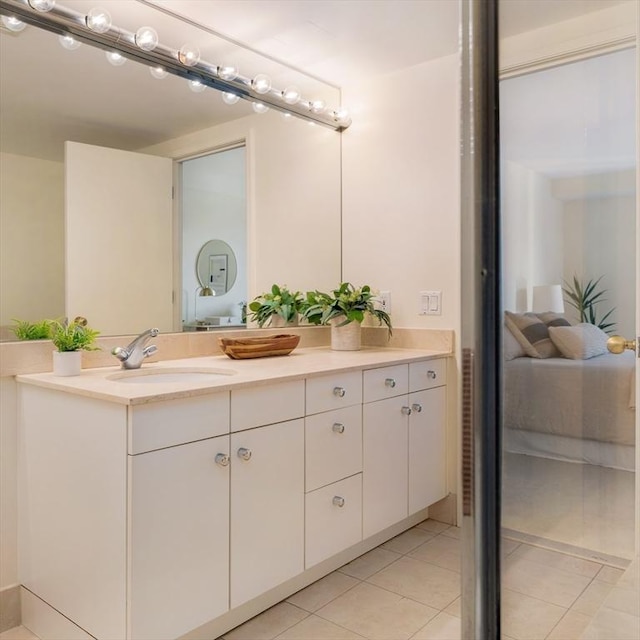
xmin=218 ymin=334 xmax=301 ymax=359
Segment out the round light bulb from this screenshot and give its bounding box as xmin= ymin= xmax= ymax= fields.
xmin=252 ymin=102 xmax=269 ymax=114
xmin=149 ymin=66 xmax=168 ymax=80
xmin=252 ymin=74 xmax=272 ymax=95
xmin=178 ymin=44 xmax=200 ymax=67
xmin=333 ymin=107 xmax=351 ymax=126
xmin=281 ymin=112 xmax=293 ymax=121
xmin=188 ymin=79 xmax=206 ymax=93
xmin=281 ymin=86 xmax=301 ymax=105
xmin=106 ymin=51 xmax=126 ymax=66
xmin=1 ymin=16 xmax=27 ymax=32
xmin=86 ymin=7 xmax=112 ymax=33
xmin=28 ymin=0 xmax=55 ymax=11
xmin=135 ymin=26 xmax=158 ymax=51
xmin=218 ymin=65 xmax=238 ymax=81
xmin=59 ymin=34 xmax=81 ymax=50
xmin=221 ymin=92 xmax=240 ymax=105
xmin=310 ymin=99 xmax=326 ymax=114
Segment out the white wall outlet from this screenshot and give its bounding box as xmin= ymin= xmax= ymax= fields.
xmin=375 ymin=290 xmax=391 ymax=315
xmin=419 ymin=290 xmax=442 ymax=315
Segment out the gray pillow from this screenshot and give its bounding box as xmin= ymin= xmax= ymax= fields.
xmin=548 ymin=323 xmax=609 ymax=359
xmin=504 ymin=311 xmax=559 ymax=358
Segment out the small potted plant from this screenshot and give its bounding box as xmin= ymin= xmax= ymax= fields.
xmin=10 ymin=318 xmax=51 ymax=341
xmin=302 ymin=282 xmax=392 ymax=351
xmin=48 ymin=316 xmax=100 ymax=376
xmin=248 ymin=285 xmax=305 ymax=328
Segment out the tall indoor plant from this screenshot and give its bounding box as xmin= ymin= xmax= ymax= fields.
xmin=48 ymin=316 xmax=100 ymax=376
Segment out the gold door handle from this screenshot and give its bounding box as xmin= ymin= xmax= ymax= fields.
xmin=606 ymin=335 xmax=637 ymax=354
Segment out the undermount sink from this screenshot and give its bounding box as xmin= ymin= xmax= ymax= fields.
xmin=107 ymin=368 xmax=235 ymax=384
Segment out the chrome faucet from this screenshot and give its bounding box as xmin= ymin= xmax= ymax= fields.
xmin=112 ymin=328 xmax=159 ymax=369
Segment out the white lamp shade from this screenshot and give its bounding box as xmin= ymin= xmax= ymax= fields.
xmin=532 ymin=284 xmax=564 ymax=313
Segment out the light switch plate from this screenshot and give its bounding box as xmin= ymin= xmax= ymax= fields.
xmin=419 ymin=290 xmax=442 ymax=315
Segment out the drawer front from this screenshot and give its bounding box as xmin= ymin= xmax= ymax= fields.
xmin=130 ymin=393 xmax=229 ymax=454
xmin=231 ymin=379 xmax=305 ymax=432
xmin=305 ymin=474 xmax=362 ymax=568
xmin=409 ymin=359 xmax=446 ymax=392
xmin=305 ymin=405 xmax=362 ymax=492
xmin=306 ymin=371 xmax=362 ymax=415
xmin=363 ymin=364 xmax=408 ymax=402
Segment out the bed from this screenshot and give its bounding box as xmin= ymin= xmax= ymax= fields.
xmin=502 ymin=313 xmax=636 ymax=471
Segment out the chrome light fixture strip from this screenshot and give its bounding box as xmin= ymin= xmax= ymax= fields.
xmin=0 ymin=0 xmax=350 ymax=131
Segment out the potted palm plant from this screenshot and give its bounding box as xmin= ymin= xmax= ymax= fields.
xmin=48 ymin=316 xmax=100 ymax=376
xmin=302 ymin=282 xmax=392 ymax=351
xmin=10 ymin=318 xmax=51 ymax=341
xmin=248 ymin=284 xmax=305 ymax=328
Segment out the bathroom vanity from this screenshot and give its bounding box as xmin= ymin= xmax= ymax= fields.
xmin=17 ymin=347 xmax=449 ymax=640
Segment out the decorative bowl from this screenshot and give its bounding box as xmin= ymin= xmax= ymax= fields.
xmin=218 ymin=334 xmax=300 ymax=359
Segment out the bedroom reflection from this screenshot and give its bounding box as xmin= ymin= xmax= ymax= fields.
xmin=500 ymin=47 xmax=636 ymax=561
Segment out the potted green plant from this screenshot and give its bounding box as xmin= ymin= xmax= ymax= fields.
xmin=248 ymin=285 xmax=305 ymax=328
xmin=10 ymin=318 xmax=51 ymax=341
xmin=48 ymin=316 xmax=100 ymax=376
xmin=563 ymin=275 xmax=616 ymax=333
xmin=302 ymin=282 xmax=392 ymax=351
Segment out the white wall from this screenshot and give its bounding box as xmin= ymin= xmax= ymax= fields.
xmin=341 ymin=53 xmax=461 ymax=331
xmin=0 ymin=152 xmax=64 ymax=331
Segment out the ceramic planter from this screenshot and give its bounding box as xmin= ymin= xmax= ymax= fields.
xmin=330 ymin=318 xmax=361 ymax=351
xmin=52 ymin=350 xmax=82 ymax=376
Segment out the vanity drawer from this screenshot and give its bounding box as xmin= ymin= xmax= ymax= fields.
xmin=305 ymin=405 xmax=362 ymax=492
xmin=305 ymin=474 xmax=362 ymax=568
xmin=129 ymin=392 xmax=229 ymax=454
xmin=409 ymin=358 xmax=446 ymax=392
xmin=306 ymin=371 xmax=362 ymax=415
xmin=231 ymin=380 xmax=305 ymax=432
xmin=363 ymin=364 xmax=408 ymax=402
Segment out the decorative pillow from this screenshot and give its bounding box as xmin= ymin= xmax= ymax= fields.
xmin=504 ymin=311 xmax=559 ymax=358
xmin=503 ymin=324 xmax=525 ymax=360
xmin=548 ymin=323 xmax=609 ymax=360
xmin=535 ymin=312 xmax=571 ymax=328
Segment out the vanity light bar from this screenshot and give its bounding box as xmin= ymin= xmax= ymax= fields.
xmin=0 ymin=0 xmax=351 ymax=130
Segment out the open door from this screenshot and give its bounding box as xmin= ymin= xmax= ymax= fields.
xmin=65 ymin=141 xmax=174 ymax=335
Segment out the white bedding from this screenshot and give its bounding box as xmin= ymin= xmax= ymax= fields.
xmin=503 ymin=351 xmax=636 ymax=448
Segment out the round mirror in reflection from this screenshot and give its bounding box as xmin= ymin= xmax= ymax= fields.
xmin=196 ymin=239 xmax=237 ymax=296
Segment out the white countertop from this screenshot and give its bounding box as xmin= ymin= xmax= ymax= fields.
xmin=16 ymin=346 xmax=450 ymax=405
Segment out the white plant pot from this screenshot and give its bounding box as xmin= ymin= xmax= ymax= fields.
xmin=52 ymin=350 xmax=82 ymax=377
xmin=330 ymin=319 xmax=362 ymax=351
xmin=270 ymin=314 xmax=298 ymax=328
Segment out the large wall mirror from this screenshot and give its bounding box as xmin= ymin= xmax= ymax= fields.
xmin=0 ymin=0 xmax=342 ymax=340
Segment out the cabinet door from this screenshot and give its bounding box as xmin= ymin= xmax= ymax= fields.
xmin=362 ymin=397 xmax=409 ymax=538
xmin=408 ymin=387 xmax=447 ymax=514
xmin=130 ymin=435 xmax=230 ymax=640
xmin=230 ymin=419 xmax=304 ymax=608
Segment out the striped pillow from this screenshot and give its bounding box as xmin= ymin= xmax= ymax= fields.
xmin=504 ymin=311 xmax=559 ymax=358
xmin=535 ymin=312 xmax=571 ymax=328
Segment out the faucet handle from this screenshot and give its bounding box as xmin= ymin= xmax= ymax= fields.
xmin=112 ymin=346 xmax=129 ymax=361
xmin=143 ymin=345 xmax=158 ymax=358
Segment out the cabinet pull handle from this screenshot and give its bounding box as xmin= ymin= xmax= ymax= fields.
xmin=427 ymin=370 xmax=437 ymax=379
xmin=401 ymin=406 xmax=412 ymax=416
xmin=332 ymin=496 xmax=345 ymax=507
xmin=215 ymin=453 xmax=230 ymax=467
xmin=237 ymin=447 xmax=252 ymax=461
xmin=333 ymin=386 xmax=346 ymax=398
xmin=411 ymin=403 xmax=423 ymax=413
xmin=332 ymin=422 xmax=345 ymax=434
xmin=385 ymin=378 xmax=396 ymax=388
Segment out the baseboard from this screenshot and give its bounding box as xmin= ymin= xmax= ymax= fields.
xmin=428 ymin=493 xmax=457 ymax=525
xmin=0 ymin=584 xmax=21 ymax=633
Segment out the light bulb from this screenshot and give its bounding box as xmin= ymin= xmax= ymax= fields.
xmin=310 ymin=100 xmax=326 ymax=114
xmin=1 ymin=16 xmax=27 ymax=32
xmin=178 ymin=45 xmax=199 ymax=67
xmin=86 ymin=7 xmax=111 ymax=33
xmin=106 ymin=51 xmax=126 ymax=66
xmin=333 ymin=107 xmax=351 ymax=126
xmin=282 ymin=86 xmax=301 ymax=105
xmin=252 ymin=74 xmax=272 ymax=94
xmin=135 ymin=26 xmax=158 ymax=51
xmin=149 ymin=66 xmax=168 ymax=80
xmin=28 ymin=0 xmax=55 ymax=11
xmin=252 ymin=102 xmax=269 ymax=114
xmin=218 ymin=65 xmax=238 ymax=81
xmin=59 ymin=34 xmax=81 ymax=50
xmin=221 ymin=92 xmax=240 ymax=105
xmin=188 ymin=79 xmax=206 ymax=93
xmin=281 ymin=112 xmax=293 ymax=121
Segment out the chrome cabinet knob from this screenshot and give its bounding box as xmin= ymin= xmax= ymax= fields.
xmin=332 ymin=496 xmax=345 ymax=507
xmin=427 ymin=370 xmax=437 ymax=379
xmin=333 ymin=386 xmax=346 ymax=398
xmin=215 ymin=453 xmax=230 ymax=467
xmin=332 ymin=422 xmax=345 ymax=434
xmin=401 ymin=406 xmax=412 ymax=416
xmin=237 ymin=447 xmax=252 ymax=461
xmin=411 ymin=403 xmax=423 ymax=413
xmin=385 ymin=378 xmax=396 ymax=388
